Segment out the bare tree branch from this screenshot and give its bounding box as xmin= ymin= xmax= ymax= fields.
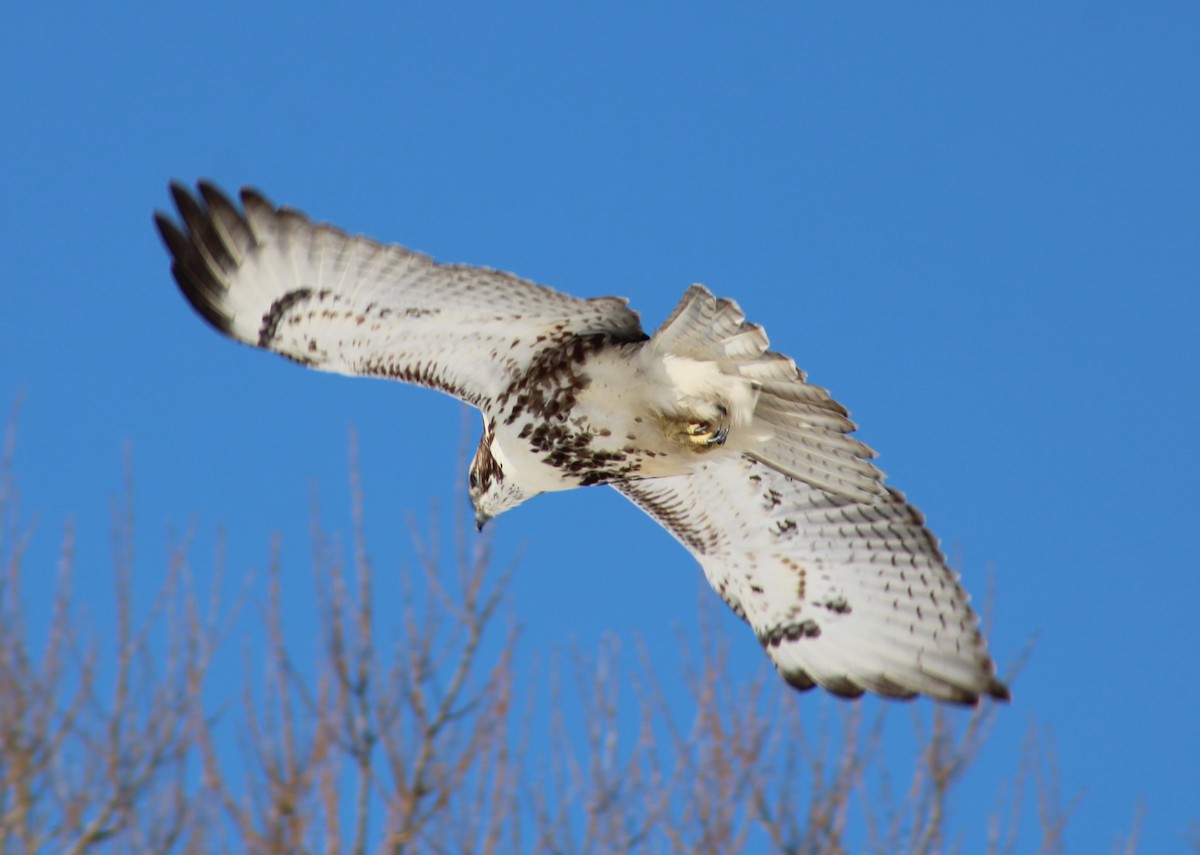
xmin=0 ymin=413 xmax=1130 ymax=854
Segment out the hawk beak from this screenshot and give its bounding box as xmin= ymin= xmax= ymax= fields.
xmin=474 ymin=510 xmax=490 ymax=532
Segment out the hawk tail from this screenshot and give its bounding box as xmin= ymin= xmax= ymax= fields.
xmin=652 ymin=285 xmax=887 ymax=503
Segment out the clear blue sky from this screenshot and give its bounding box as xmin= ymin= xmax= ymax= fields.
xmin=2 ymin=3 xmax=1198 ymax=850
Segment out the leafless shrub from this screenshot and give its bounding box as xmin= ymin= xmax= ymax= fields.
xmin=0 ymin=414 xmax=1154 ymax=853
xmin=0 ymin=426 xmax=223 ymax=853
xmin=193 ymin=430 xmax=516 ymax=855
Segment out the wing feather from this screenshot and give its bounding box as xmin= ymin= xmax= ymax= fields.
xmin=155 ymin=181 xmax=644 ymax=407
xmin=616 ymin=458 xmax=1008 ymax=704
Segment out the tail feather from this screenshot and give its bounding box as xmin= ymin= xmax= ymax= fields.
xmin=755 ymin=417 xmax=877 ymax=465
xmin=736 ymin=355 xmax=807 ymax=383
xmin=720 ymin=327 xmax=773 ymax=360
xmin=652 ymin=285 xmax=763 ymax=359
xmin=653 ymin=285 xmax=888 ymax=503
xmin=753 ymin=395 xmax=852 ymax=430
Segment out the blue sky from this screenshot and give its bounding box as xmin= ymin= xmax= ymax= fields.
xmin=2 ymin=2 xmax=1198 ymax=850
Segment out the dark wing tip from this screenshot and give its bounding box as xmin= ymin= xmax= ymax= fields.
xmin=780 ymin=668 xmax=817 ymax=692
xmin=987 ymin=677 xmax=1012 ymax=702
xmin=155 ymin=181 xmax=237 ymax=336
xmin=238 ymin=184 xmax=274 ymax=211
xmin=197 ymin=179 xmax=238 ymax=214
xmin=781 ymin=668 xmax=872 ymax=700
xmin=930 ymin=675 xmax=1011 ymax=706
xmin=780 ymin=663 xmax=1009 ymax=705
xmin=168 ymin=180 xmax=197 ymax=217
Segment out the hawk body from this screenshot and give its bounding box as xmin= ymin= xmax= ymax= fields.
xmin=157 ymin=181 xmax=1008 ymax=704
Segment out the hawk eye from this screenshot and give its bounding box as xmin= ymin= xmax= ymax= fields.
xmin=469 ymin=471 xmax=479 ymax=489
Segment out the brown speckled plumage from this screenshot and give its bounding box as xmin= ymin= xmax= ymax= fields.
xmin=156 ymin=181 xmax=1008 ymax=705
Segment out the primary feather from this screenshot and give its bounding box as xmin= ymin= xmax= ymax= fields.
xmin=156 ymin=181 xmax=642 ymax=406
xmin=618 ymin=462 xmax=1008 ymax=703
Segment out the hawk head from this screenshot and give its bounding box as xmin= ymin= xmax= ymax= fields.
xmin=468 ymin=422 xmax=539 ymax=530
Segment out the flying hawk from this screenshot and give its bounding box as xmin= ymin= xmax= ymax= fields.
xmin=156 ymin=181 xmax=1008 ymax=704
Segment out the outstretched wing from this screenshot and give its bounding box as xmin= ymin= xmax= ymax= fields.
xmin=616 ymin=458 xmax=1008 ymax=704
xmin=155 ymin=182 xmax=644 ymax=408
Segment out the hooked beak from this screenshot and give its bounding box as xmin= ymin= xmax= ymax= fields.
xmin=474 ymin=510 xmax=490 ymax=532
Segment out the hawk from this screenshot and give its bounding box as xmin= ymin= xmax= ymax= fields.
xmin=156 ymin=181 xmax=1008 ymax=704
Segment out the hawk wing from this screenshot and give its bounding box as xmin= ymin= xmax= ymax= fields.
xmin=155 ymin=182 xmax=644 ymax=408
xmin=616 ymin=458 xmax=1008 ymax=704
